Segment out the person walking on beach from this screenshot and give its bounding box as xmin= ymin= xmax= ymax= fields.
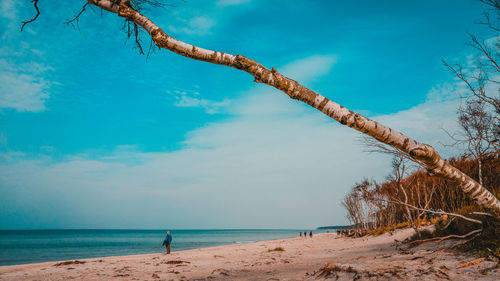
xmin=309 ymin=231 xmax=313 ymax=238
xmin=299 ymin=232 xmax=302 ymax=237
xmin=162 ymin=231 xmax=172 ymax=254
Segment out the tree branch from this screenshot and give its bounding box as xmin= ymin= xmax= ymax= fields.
xmin=372 ymin=197 xmax=484 ymax=224
xmin=86 ymin=0 xmax=500 ymax=218
xmin=21 ymin=0 xmax=40 ymax=32
xmin=407 ymin=228 xmax=483 ymax=246
xmin=133 ymin=22 xmax=144 ymax=55
xmin=65 ymin=3 xmax=90 ymax=28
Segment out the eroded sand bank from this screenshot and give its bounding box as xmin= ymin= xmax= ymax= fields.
xmin=0 ymin=229 xmax=497 ymax=280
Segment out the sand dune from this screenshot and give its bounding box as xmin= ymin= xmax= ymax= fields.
xmin=0 ymin=229 xmax=497 ymax=280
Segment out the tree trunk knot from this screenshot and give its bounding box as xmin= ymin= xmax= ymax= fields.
xmin=351 ymin=114 xmax=365 ymax=129
xmin=409 ymin=144 xmax=441 ymax=170
xmin=118 ymin=2 xmax=135 ymax=20
xmin=151 ymin=29 xmax=168 ymax=47
xmin=234 ymin=55 xmax=252 ymax=71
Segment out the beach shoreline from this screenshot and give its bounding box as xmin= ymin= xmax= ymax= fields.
xmin=0 ymin=229 xmax=497 ymax=280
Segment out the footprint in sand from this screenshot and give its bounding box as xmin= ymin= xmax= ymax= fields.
xmin=211 ymin=268 xmax=230 ymax=276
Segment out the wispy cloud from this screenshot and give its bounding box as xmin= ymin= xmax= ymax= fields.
xmin=0 ymin=0 xmax=18 ymax=21
xmin=280 ymin=54 xmax=338 ymax=84
xmin=0 ymin=54 xmax=465 ymax=229
xmin=169 ymin=90 xmax=231 ymax=114
xmin=167 ymin=16 xmax=215 ymax=36
xmin=0 ymin=0 xmax=56 ymax=113
xmin=0 ymin=59 xmax=52 ymax=112
xmin=217 ymin=0 xmax=251 ymax=7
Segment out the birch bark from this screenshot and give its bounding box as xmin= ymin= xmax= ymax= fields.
xmin=87 ymin=0 xmax=500 ymax=218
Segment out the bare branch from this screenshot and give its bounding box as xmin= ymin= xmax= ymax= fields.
xmin=467 ymin=33 xmax=500 ymax=73
xmin=372 ymin=197 xmax=484 ymax=224
xmin=479 ymin=0 xmax=500 ymax=11
xmin=407 ymin=228 xmax=483 ymax=246
xmin=133 ymin=22 xmax=144 ymax=55
xmin=470 ymin=211 xmax=494 ymax=216
xmin=448 ymin=234 xmax=481 ymax=249
xmin=65 ymin=3 xmax=90 ymax=28
xmin=476 ymin=12 xmax=500 ymax=32
xmin=21 ymin=0 xmax=40 ymax=32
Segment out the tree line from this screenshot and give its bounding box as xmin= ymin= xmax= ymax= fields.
xmin=342 ymin=153 xmax=499 ymax=231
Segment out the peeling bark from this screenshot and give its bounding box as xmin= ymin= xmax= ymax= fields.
xmin=87 ymin=0 xmax=500 ymax=218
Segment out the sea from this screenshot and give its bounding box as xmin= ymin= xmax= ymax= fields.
xmin=0 ymin=229 xmax=330 ymax=266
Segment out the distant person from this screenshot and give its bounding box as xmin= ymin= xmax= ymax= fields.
xmin=309 ymin=231 xmax=313 ymax=238
xmin=299 ymin=232 xmax=302 ymax=237
xmin=304 ymin=231 xmax=307 ymax=238
xmin=162 ymin=231 xmax=172 ymax=254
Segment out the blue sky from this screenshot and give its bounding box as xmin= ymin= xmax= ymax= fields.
xmin=0 ymin=0 xmax=492 ymax=229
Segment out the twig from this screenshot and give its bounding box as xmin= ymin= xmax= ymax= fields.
xmin=443 ymin=216 xmax=457 ymax=230
xmin=146 ymin=38 xmax=155 ymax=60
xmin=470 ymin=212 xmax=493 ymax=217
xmin=407 ymin=228 xmax=483 ymax=246
xmin=21 ymin=0 xmax=40 ymax=32
xmin=373 ymin=198 xmax=483 ymax=224
xmin=448 ymin=233 xmax=481 ymax=249
xmin=134 ymin=22 xmax=144 ymax=55
xmin=456 ymin=258 xmax=485 ymax=269
xmin=65 ymin=3 xmax=89 ymax=28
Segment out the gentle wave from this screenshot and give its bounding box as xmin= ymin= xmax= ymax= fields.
xmin=0 ymin=229 xmax=323 ymax=266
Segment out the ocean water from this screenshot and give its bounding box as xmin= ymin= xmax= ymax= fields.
xmin=0 ymin=229 xmax=326 ymax=266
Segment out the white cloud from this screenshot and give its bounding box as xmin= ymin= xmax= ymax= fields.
xmin=0 ymin=0 xmax=28 ymax=42
xmin=374 ymin=83 xmax=462 ymax=157
xmin=0 ymin=0 xmax=18 ymax=21
xmin=280 ymin=55 xmax=338 ymax=84
xmin=0 ymin=0 xmax=55 ymax=113
xmin=217 ymin=0 xmax=251 ymax=7
xmin=0 ymin=59 xmax=52 ymax=112
xmin=167 ymin=16 xmax=215 ymax=36
xmin=189 ymin=16 xmax=215 ymax=34
xmin=169 ymin=90 xmax=231 ymax=114
xmin=484 ymin=36 xmax=499 ymax=50
xmin=0 ymin=54 xmax=466 ymax=229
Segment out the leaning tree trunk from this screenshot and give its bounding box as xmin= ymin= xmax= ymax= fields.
xmin=88 ymin=0 xmax=500 ymax=218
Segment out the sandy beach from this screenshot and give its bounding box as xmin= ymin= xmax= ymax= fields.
xmin=0 ymin=229 xmax=497 ymax=281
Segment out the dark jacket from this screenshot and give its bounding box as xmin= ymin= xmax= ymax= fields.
xmin=162 ymin=233 xmax=172 ymax=246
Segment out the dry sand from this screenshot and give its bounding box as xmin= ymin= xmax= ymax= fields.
xmin=0 ymin=229 xmax=497 ymax=280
